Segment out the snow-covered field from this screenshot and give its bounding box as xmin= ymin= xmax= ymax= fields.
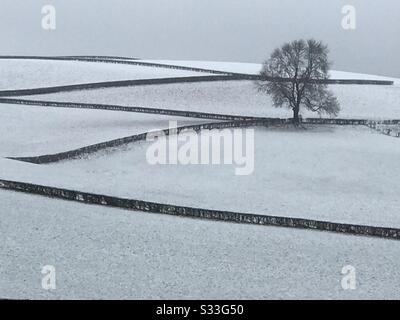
xmin=1 ymin=189 xmax=400 ymax=300
xmin=139 ymin=59 xmax=263 ymax=75
xmin=0 ymin=104 xmax=203 ymax=157
xmin=0 ymin=59 xmax=210 ymax=90
xmin=1 ymin=125 xmax=399 ymax=229
xmin=140 ymin=59 xmax=400 ymax=84
xmin=1 ymin=58 xmax=400 ymax=299
xmin=26 ymin=81 xmax=400 ymax=120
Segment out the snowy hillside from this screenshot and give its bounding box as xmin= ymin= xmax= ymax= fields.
xmin=140 ymin=59 xmax=400 ymax=84
xmin=2 ymin=188 xmax=400 ymax=299
xmin=0 ymin=58 xmax=211 ymax=90
xmin=0 ymin=104 xmax=203 ymax=157
xmin=1 ymin=125 xmax=398 ymax=229
xmin=27 ymin=80 xmax=400 ymax=120
xmin=1 ymin=57 xmax=400 ymax=299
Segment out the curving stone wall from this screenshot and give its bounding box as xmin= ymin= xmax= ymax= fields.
xmin=0 ymin=75 xmax=248 ymax=97
xmin=0 ymin=55 xmax=394 ymax=94
xmin=9 ymin=116 xmax=399 ymax=165
xmin=9 ymin=119 xmax=283 ymax=164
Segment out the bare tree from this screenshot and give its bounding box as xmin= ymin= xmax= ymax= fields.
xmin=257 ymin=39 xmax=340 ymax=124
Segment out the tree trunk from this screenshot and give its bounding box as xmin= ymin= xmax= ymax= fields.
xmin=293 ymin=106 xmax=300 ymax=125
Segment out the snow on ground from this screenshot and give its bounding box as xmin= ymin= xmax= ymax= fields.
xmin=2 ymin=59 xmax=400 ymax=299
xmin=139 ymin=59 xmax=263 ymax=75
xmin=329 ymin=70 xmax=399 ymax=84
xmin=0 ymin=103 xmax=204 ymax=157
xmin=139 ymin=59 xmax=400 ymax=85
xmin=1 ymin=125 xmax=399 ymax=229
xmin=1 ymin=189 xmax=400 ymax=299
xmin=27 ymin=80 xmax=400 ymax=120
xmin=0 ymin=59 xmax=211 ymax=90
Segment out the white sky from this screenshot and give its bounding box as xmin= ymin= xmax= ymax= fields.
xmin=1 ymin=0 xmax=399 ymax=77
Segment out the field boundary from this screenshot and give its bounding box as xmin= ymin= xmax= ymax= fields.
xmin=2 ymin=98 xmax=400 ymax=125
xmin=365 ymin=122 xmax=400 ymax=138
xmin=0 ymin=75 xmax=254 ymax=97
xmin=8 ymin=119 xmax=283 ymax=164
xmin=8 ymin=117 xmax=400 ymax=164
xmin=1 ymin=178 xmax=399 ymax=240
xmin=0 ymin=98 xmax=260 ymax=121
xmin=0 ymin=55 xmax=394 ymax=93
xmin=0 ymin=55 xmax=235 ymax=75
xmin=0 ymin=75 xmax=392 ymax=98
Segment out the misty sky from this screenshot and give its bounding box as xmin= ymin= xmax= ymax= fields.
xmin=1 ymin=0 xmax=399 ymax=77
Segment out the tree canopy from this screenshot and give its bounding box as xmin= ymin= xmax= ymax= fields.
xmin=257 ymin=39 xmax=340 ymax=123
